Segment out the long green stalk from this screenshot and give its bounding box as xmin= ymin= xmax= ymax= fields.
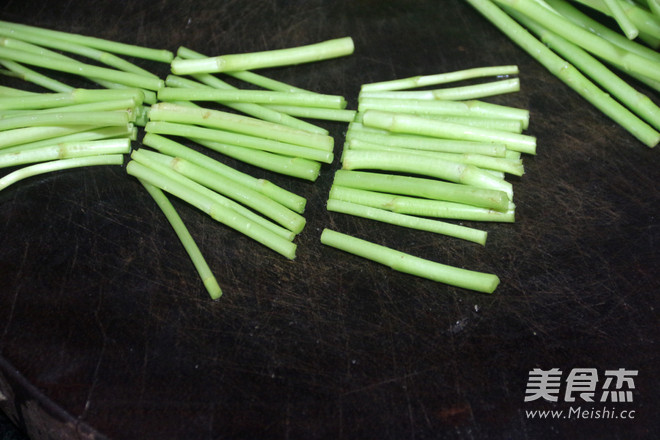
xmin=344 ymin=139 xmax=525 ymax=176
xmin=0 ymin=125 xmax=137 ymax=154
xmin=0 ymin=154 xmax=124 ymax=192
xmin=0 ymin=45 xmax=164 ymax=90
xmin=0 ymin=35 xmax=157 ymax=98
xmin=342 ymin=149 xmax=513 ymax=197
xmin=0 ymin=20 xmax=174 ymax=62
xmin=142 ymin=133 xmax=306 ymax=213
xmin=0 ymin=59 xmax=74 ymax=92
xmin=170 ymin=49 xmax=328 ymax=134
xmin=127 ymin=158 xmax=297 ymax=259
xmin=0 ymin=27 xmax=159 ymax=77
xmin=165 ymin=74 xmax=326 ymax=134
xmin=170 ymin=37 xmax=354 ymax=74
xmin=1 ymin=99 xmax=140 ymax=120
xmin=465 ymin=0 xmax=660 ymax=147
xmin=0 ymin=110 xmax=130 ymax=131
xmin=603 ymin=0 xmax=639 ymax=39
xmin=357 ymin=97 xmax=530 ymax=128
xmin=360 ymin=65 xmax=519 ymax=92
xmin=414 ymin=114 xmax=523 ymax=133
xmin=569 ymin=0 xmax=660 ymax=39
xmin=223 ymin=70 xmax=317 ymax=94
xmin=329 ymin=185 xmax=516 ymax=222
xmin=544 ymin=0 xmax=660 ymax=63
xmin=131 ymin=148 xmax=295 ymax=241
xmin=144 ymin=121 xmax=333 ymax=163
xmin=192 ymin=137 xmax=322 ymax=181
xmin=0 ymin=85 xmax=36 ymax=96
xmin=491 ymin=0 xmax=660 ymax=82
xmin=0 ymin=124 xmax=108 ymax=150
xmin=355 ymin=101 xmax=525 ymax=131
xmin=649 ymin=0 xmax=660 ymax=17
xmin=157 ymin=87 xmax=347 ymax=109
xmin=320 ymin=229 xmax=500 ymax=293
xmin=511 ymin=7 xmax=660 ymax=131
xmin=147 ymin=102 xmax=334 ymax=151
xmin=136 ymin=149 xmax=307 ymax=234
xmin=326 ymin=199 xmax=488 ymax=245
xmin=0 ymin=88 xmax=144 ymax=111
xmin=139 ymin=180 xmax=222 ymax=299
xmin=359 ymin=78 xmax=520 ymax=101
xmin=361 ymin=109 xmax=537 ymax=154
xmin=0 ymin=138 xmax=131 ymax=168
xmin=345 ymin=127 xmax=508 ymax=157
xmin=263 ymin=105 xmax=357 ymax=122
xmin=333 ymin=169 xmax=510 ymax=211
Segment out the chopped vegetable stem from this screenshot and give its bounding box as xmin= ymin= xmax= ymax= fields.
xmin=139 ymin=180 xmax=222 ymax=299
xmin=170 ymin=36 xmax=354 ymax=74
xmin=320 ymin=229 xmax=500 ymax=293
xmin=137 ymin=149 xmax=307 ymax=234
xmin=0 ymin=45 xmax=164 ymax=90
xmin=345 ymin=128 xmax=508 ymax=157
xmin=491 ymin=0 xmax=660 ymax=82
xmin=147 ymin=102 xmax=334 ymax=151
xmin=0 ymin=20 xmax=174 ymax=62
xmin=192 ymin=137 xmax=321 ymax=181
xmin=0 ymin=154 xmax=124 ymax=192
xmin=333 ymin=169 xmax=510 ymax=211
xmin=361 ymin=109 xmax=536 ymax=154
xmin=157 ymin=87 xmax=347 ymax=109
xmin=126 ymin=158 xmax=297 ymax=259
xmin=359 ymin=77 xmax=520 ymax=101
xmin=342 ymin=149 xmax=514 ymax=197
xmin=0 ymin=138 xmax=131 ymax=169
xmin=142 ymin=133 xmax=306 ymax=213
xmin=329 ymin=185 xmax=515 ymax=222
xmin=144 ymin=121 xmax=333 ymax=163
xmin=465 ymin=0 xmax=660 ymax=148
xmin=326 ymin=199 xmax=488 ymax=245
xmin=360 ymin=65 xmax=519 ymax=92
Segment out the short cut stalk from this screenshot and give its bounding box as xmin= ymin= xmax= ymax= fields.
xmin=126 ymin=159 xmax=297 ymax=259
xmin=147 ymin=102 xmax=334 ymax=151
xmin=332 ymin=169 xmax=510 ymax=211
xmin=0 ymin=138 xmax=131 ymax=169
xmin=329 ymin=186 xmax=515 ymax=222
xmin=157 ymin=87 xmax=347 ymax=109
xmin=139 ymin=179 xmax=222 ymax=300
xmin=170 ymin=37 xmax=354 ymax=74
xmin=359 ymin=78 xmax=520 ymax=101
xmin=0 ymin=154 xmax=124 ymax=192
xmin=0 ymin=46 xmax=164 ymax=90
xmin=341 ymin=149 xmax=514 ymax=197
xmin=142 ymin=133 xmax=306 ymax=213
xmin=361 ymin=109 xmax=537 ymax=154
xmin=360 ymin=65 xmax=519 ymax=92
xmin=144 ymin=121 xmax=333 ymax=163
xmin=192 ymin=137 xmax=322 ymax=181
xmin=326 ymin=199 xmax=488 ymax=245
xmin=0 ymin=20 xmax=174 ymax=62
xmin=137 ymin=149 xmax=307 ymax=234
xmin=320 ymin=229 xmax=500 ymax=293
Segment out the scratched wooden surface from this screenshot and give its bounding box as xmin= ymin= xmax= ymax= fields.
xmin=0 ymin=1 xmax=659 ymax=439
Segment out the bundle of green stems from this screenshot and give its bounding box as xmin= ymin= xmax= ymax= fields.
xmin=321 ymin=65 xmax=535 ymax=294
xmin=465 ymin=0 xmax=660 ymax=148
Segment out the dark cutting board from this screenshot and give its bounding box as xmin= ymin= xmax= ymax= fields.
xmin=0 ymin=1 xmax=658 ymax=439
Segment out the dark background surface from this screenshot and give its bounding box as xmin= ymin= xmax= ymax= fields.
xmin=0 ymin=0 xmax=658 ymax=439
